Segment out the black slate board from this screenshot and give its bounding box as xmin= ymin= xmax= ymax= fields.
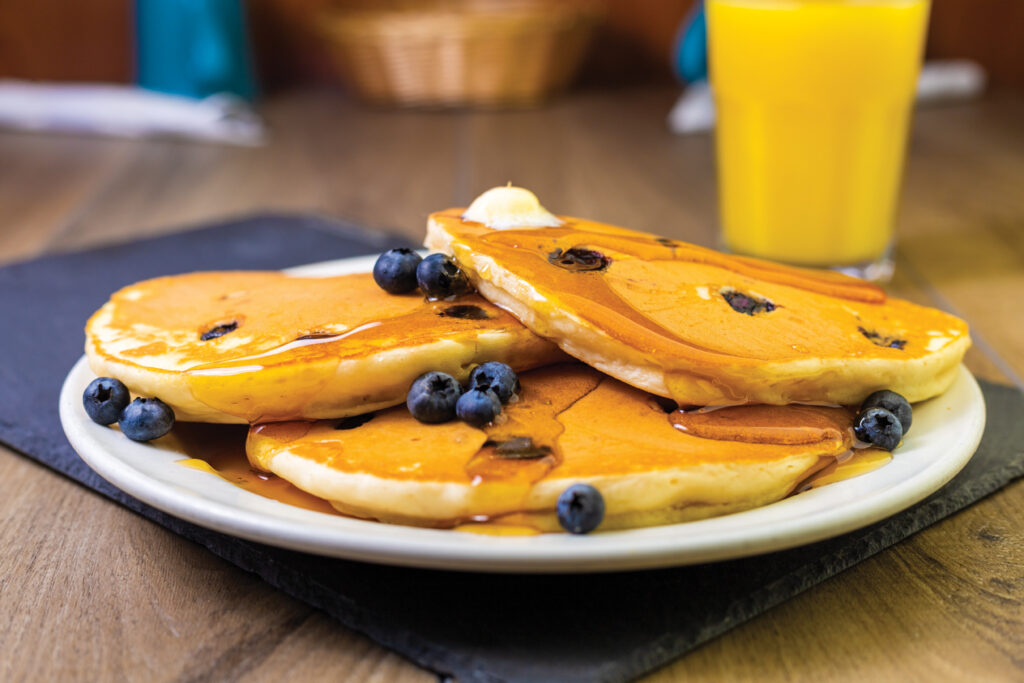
xmin=1 ymin=213 xmax=1022 ymax=683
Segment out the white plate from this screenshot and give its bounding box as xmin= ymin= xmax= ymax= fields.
xmin=59 ymin=255 xmax=986 ymax=572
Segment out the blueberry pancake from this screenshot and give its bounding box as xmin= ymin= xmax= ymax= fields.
xmin=85 ymin=271 xmax=564 ymax=423
xmin=246 ymin=364 xmax=862 ymax=531
xmin=425 ymin=187 xmax=971 ymax=406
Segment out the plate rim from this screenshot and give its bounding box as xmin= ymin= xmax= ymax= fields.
xmin=59 ymin=256 xmax=987 ymax=573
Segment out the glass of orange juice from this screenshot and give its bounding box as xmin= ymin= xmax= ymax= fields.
xmin=707 ymin=0 xmax=930 ymax=280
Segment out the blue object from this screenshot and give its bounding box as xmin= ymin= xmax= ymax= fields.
xmin=673 ymin=2 xmax=708 ymax=84
xmin=407 ymin=371 xmax=462 ymax=424
xmin=373 ymin=248 xmax=423 ymax=294
xmin=557 ymin=483 xmax=606 ymax=534
xmin=469 ymin=362 xmax=520 ymax=403
xmin=416 ymin=253 xmax=472 ymax=300
xmin=119 ymin=397 xmax=176 ymax=442
xmin=136 ymin=0 xmax=257 ymax=100
xmin=83 ymin=377 xmax=130 ymax=426
xmin=456 ymin=389 xmax=502 ymax=428
xmin=861 ymin=390 xmax=913 ymax=433
xmin=854 ymin=407 xmax=904 ymax=451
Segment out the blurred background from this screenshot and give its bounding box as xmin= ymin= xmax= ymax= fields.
xmin=0 ymin=0 xmax=1021 ymax=262
xmin=2 ymin=0 xmax=1022 ymax=99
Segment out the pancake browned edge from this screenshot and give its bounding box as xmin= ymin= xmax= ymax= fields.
xmin=86 ymin=271 xmax=565 ymax=423
xmin=247 ymin=365 xmax=857 ymax=532
xmin=424 ymin=187 xmax=971 ymax=406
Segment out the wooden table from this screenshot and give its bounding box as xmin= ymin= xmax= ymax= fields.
xmin=1 ymin=88 xmax=1021 ymax=681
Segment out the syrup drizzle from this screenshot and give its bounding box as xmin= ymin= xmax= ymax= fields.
xmin=176 ymin=367 xmax=894 ymax=533
xmin=464 ymin=225 xmax=884 ymax=367
xmin=670 ymin=402 xmax=891 ymax=494
xmin=479 ymin=223 xmax=885 ymax=303
xmin=670 ymin=404 xmax=853 ymax=445
xmin=181 ymin=296 xmax=522 ymax=423
xmin=469 ymin=369 xmax=601 ymax=486
xmin=455 ymin=368 xmax=602 ymax=528
xmin=441 ymin=214 xmax=895 ymax=405
xmin=467 ymin=231 xmax=727 ymax=360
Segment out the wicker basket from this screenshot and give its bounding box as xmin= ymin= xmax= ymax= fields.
xmin=318 ymin=1 xmax=601 ymax=107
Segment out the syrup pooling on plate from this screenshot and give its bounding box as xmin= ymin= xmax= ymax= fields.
xmin=798 ymin=449 xmax=893 ymax=491
xmin=245 ymin=364 xmax=886 ymax=530
xmin=248 ymin=365 xmax=601 ymax=524
xmin=167 ymin=423 xmax=339 ymax=515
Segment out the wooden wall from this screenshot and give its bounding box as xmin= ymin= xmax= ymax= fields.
xmin=927 ymin=0 xmax=1024 ymax=89
xmin=0 ymin=0 xmax=1021 ymax=90
xmin=0 ymin=0 xmax=132 ymax=82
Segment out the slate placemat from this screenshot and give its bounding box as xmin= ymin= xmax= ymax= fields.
xmin=1 ymin=213 xmax=1022 ymax=683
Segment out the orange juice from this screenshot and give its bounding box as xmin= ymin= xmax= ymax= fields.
xmin=708 ymin=0 xmax=930 ymax=272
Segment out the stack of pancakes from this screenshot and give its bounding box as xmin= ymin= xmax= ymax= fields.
xmin=85 ymin=187 xmax=970 ymax=532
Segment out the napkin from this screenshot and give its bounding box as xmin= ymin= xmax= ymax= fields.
xmin=0 ymin=81 xmax=265 ymax=146
xmin=1 ymin=214 xmax=1021 ymax=683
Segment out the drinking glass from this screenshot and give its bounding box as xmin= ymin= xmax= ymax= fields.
xmin=707 ymin=0 xmax=931 ymax=280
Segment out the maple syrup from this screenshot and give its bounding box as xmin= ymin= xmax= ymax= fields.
xmin=175 ymin=396 xmax=892 ymax=531
xmin=427 ymin=208 xmax=970 ymax=407
xmin=94 ymin=250 xmax=910 ymax=531
xmin=237 ymin=364 xmax=896 ymax=532
xmin=439 ymin=216 xmax=888 ymax=369
xmin=182 ymin=294 xmax=530 ymax=423
xmin=172 ymin=387 xmax=894 ymax=529
xmin=88 ymin=270 xmax=561 ymax=423
xmin=167 ymin=423 xmax=339 ymax=515
xmin=670 ymin=404 xmax=853 ymax=445
xmin=797 ymin=449 xmax=892 ymax=491
xmin=671 ymin=402 xmax=892 ymax=493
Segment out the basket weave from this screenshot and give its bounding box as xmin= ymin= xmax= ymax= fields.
xmin=318 ymin=1 xmax=601 ymax=107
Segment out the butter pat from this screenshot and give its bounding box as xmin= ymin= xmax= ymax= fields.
xmin=462 ymin=186 xmax=563 ymax=230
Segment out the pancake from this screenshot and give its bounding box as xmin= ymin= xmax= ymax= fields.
xmin=86 ymin=271 xmax=564 ymax=423
xmin=246 ymin=364 xmax=863 ymax=531
xmin=425 ymin=187 xmax=971 ymax=406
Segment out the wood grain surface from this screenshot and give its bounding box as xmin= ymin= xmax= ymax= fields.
xmin=0 ymin=88 xmax=1021 ymax=682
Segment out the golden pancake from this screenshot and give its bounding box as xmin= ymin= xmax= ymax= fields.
xmin=246 ymin=364 xmax=866 ymax=531
xmin=425 ymin=187 xmax=971 ymax=406
xmin=86 ymin=271 xmax=564 ymax=423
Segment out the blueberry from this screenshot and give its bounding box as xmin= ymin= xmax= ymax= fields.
xmin=857 ymin=326 xmax=906 ymax=350
xmin=860 ymin=390 xmax=912 ymax=434
xmin=373 ymin=248 xmax=422 ymax=294
xmin=200 ymin=321 xmax=238 ymax=341
xmin=469 ymin=362 xmax=520 ymax=403
xmin=456 ymin=389 xmax=501 ymax=427
xmin=407 ymin=371 xmax=462 ymax=423
xmin=722 ymin=289 xmax=775 ymax=315
xmin=82 ymin=377 xmax=131 ymax=426
xmin=547 ymin=247 xmax=610 ymax=272
xmin=853 ymin=407 xmax=903 ymax=451
xmin=557 ymin=483 xmax=605 ymax=534
xmin=416 ymin=253 xmax=472 ymax=300
xmin=118 ymin=397 xmax=175 ymax=442
xmin=438 ymin=304 xmax=491 ymax=320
